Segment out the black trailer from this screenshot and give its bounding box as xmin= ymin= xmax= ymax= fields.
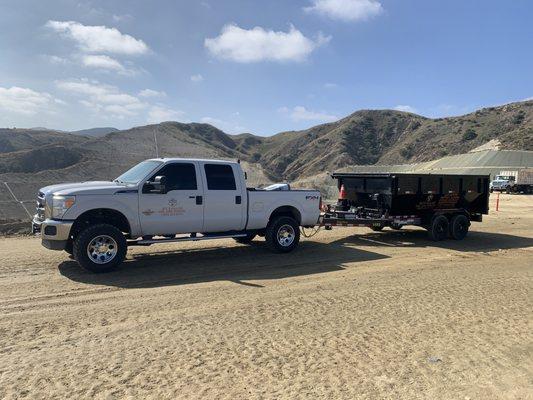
xmin=320 ymin=172 xmax=490 ymax=241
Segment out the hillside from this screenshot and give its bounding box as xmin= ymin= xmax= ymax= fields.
xmin=70 ymin=127 xmax=119 ymax=137
xmin=0 ymin=100 xmax=532 ymax=228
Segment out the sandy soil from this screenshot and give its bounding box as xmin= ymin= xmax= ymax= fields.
xmin=0 ymin=194 xmax=532 ymax=399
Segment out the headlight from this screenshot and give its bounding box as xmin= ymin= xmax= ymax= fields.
xmin=52 ymin=195 xmax=76 ymax=219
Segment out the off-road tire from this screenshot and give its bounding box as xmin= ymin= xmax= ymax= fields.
xmin=428 ymin=215 xmax=449 ymax=241
xmin=234 ymin=233 xmax=257 ymax=244
xmin=265 ymin=216 xmax=300 ymax=253
xmin=449 ymin=214 xmax=470 ymax=240
xmin=73 ymin=223 xmax=127 ymax=273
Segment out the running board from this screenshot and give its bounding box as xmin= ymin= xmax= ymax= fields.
xmin=128 ymin=233 xmax=248 ymax=246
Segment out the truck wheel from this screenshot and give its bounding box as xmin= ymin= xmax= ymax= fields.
xmin=428 ymin=215 xmax=449 ymax=241
xmin=265 ymin=216 xmax=300 ymax=253
xmin=505 ymin=186 xmax=511 ymax=194
xmin=73 ymin=224 xmax=127 ymax=273
xmin=234 ymin=233 xmax=256 ymax=244
xmin=370 ymin=226 xmax=383 ymax=232
xmin=449 ymin=214 xmax=469 ymax=240
xmin=390 ymin=224 xmax=402 ymax=230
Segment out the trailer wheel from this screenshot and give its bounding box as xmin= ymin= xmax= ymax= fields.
xmin=73 ymin=223 xmax=127 ymax=273
xmin=428 ymin=215 xmax=449 ymax=241
xmin=234 ymin=233 xmax=256 ymax=244
xmin=449 ymin=214 xmax=469 ymax=240
xmin=265 ymin=216 xmax=300 ymax=253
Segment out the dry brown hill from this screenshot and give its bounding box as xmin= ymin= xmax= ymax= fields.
xmin=0 ymin=100 xmax=532 ymax=227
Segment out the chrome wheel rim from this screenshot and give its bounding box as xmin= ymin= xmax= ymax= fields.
xmin=87 ymin=235 xmax=118 ymax=264
xmin=277 ymin=224 xmax=295 ymax=247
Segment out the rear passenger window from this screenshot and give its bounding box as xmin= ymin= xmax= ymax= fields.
xmin=204 ymin=164 xmax=236 ymax=190
xmin=151 ymin=163 xmax=197 ymax=191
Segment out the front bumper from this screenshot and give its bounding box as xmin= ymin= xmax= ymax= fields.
xmin=33 ymin=218 xmax=73 ymax=251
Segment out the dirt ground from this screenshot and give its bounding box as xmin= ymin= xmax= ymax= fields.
xmin=0 ymin=194 xmax=531 ymax=399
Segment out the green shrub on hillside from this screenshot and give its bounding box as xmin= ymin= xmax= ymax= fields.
xmin=462 ymin=129 xmax=477 ymax=141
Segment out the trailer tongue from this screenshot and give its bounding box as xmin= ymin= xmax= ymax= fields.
xmin=319 ymin=172 xmax=490 ymax=241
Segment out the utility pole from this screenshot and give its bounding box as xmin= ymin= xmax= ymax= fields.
xmin=153 ymin=128 xmax=159 ymax=157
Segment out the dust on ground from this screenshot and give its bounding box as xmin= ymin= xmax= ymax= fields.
xmin=0 ymin=194 xmax=531 ymax=399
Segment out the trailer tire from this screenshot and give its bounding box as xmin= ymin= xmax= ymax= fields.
xmin=449 ymin=214 xmax=469 ymax=240
xmin=73 ymin=223 xmax=127 ymax=273
xmin=234 ymin=233 xmax=256 ymax=244
xmin=265 ymin=216 xmax=300 ymax=253
xmin=428 ymin=215 xmax=449 ymax=241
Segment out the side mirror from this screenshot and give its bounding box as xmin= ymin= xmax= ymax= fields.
xmin=145 ymin=175 xmax=167 ymax=194
xmin=244 ymin=171 xmax=248 ymax=180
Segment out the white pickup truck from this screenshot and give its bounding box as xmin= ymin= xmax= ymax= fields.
xmin=33 ymin=158 xmax=321 ymax=272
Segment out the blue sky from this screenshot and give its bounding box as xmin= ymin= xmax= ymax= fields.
xmin=0 ymin=0 xmax=531 ymax=135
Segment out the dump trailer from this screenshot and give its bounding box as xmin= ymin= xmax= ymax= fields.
xmin=320 ymin=172 xmax=490 ymax=241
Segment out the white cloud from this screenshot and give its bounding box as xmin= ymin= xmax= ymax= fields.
xmin=323 ymin=82 xmax=338 ymax=89
xmin=81 ymin=54 xmax=135 ymax=75
xmin=148 ymin=105 xmax=185 ymax=123
xmin=205 ymin=24 xmax=330 ymax=63
xmin=279 ymin=106 xmax=338 ymax=122
xmin=56 ymin=78 xmax=146 ymax=118
xmin=0 ymin=86 xmax=61 ymax=115
xmin=190 ymin=74 xmax=204 ymax=82
xmin=138 ymin=89 xmax=166 ymax=98
xmin=43 ymin=55 xmax=70 ymax=65
xmin=305 ymin=0 xmax=383 ymax=22
xmin=394 ymin=105 xmax=418 ymax=114
xmin=45 ymin=20 xmax=149 ymax=55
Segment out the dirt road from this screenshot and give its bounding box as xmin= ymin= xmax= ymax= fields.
xmin=0 ymin=195 xmax=532 ymax=399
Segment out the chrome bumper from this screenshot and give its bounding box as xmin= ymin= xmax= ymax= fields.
xmin=34 ymin=218 xmax=73 ymax=251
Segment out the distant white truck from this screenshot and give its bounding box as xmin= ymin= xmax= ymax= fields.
xmin=33 ymin=158 xmax=321 ymax=272
xmin=489 ymin=168 xmax=533 ymax=194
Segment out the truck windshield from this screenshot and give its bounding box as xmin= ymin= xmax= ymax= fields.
xmin=115 ymin=160 xmax=162 ymax=184
xmin=495 ymin=175 xmax=512 ymax=181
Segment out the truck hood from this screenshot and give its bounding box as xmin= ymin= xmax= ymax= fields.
xmin=39 ymin=181 xmax=134 ymax=196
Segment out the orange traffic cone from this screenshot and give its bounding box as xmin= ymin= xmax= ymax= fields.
xmin=339 ymin=184 xmax=347 ymax=200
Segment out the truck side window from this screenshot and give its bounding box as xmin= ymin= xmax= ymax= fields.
xmin=151 ymin=163 xmax=197 ymax=191
xmin=204 ymin=164 xmax=236 ymax=190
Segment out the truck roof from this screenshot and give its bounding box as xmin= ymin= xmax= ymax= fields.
xmin=147 ymin=157 xmax=240 ymax=164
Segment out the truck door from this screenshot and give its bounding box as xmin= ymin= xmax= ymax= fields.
xmin=201 ymin=163 xmax=246 ymax=232
xmin=139 ymin=162 xmax=204 ymax=235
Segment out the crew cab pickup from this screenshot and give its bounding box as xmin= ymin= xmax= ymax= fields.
xmin=33 ymin=158 xmax=321 ymax=272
